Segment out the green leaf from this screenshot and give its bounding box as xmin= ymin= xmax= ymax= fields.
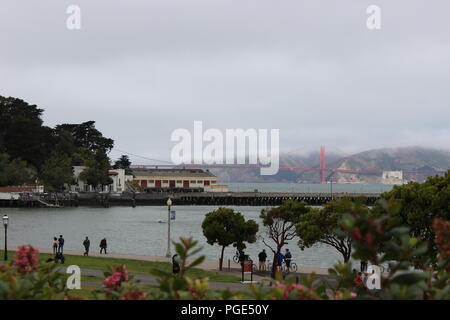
xmin=391 ymin=272 xmax=428 ymax=285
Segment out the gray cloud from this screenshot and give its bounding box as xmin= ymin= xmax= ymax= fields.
xmin=1 ymin=0 xmax=449 ymax=164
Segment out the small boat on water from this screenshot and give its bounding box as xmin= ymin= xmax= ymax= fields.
xmin=47 ymin=204 xmax=62 ymax=208
xmin=37 ymin=199 xmax=63 ymax=208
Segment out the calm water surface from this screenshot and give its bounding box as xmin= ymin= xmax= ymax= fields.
xmin=5 ymin=206 xmax=344 ymax=268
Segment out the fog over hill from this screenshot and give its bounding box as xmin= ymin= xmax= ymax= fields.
xmin=210 ymin=146 xmax=450 ymax=184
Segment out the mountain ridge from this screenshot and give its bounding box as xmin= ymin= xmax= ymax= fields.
xmin=210 ymin=146 xmax=450 ymax=184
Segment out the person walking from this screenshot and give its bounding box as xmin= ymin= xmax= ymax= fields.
xmin=284 ymin=248 xmax=292 ymax=272
xmin=83 ymin=237 xmax=90 ymax=256
xmin=52 ymin=237 xmax=58 ymax=255
xmin=258 ymin=249 xmax=267 ymax=271
xmin=58 ymin=235 xmax=65 ymax=254
xmin=99 ymin=238 xmax=107 ymax=254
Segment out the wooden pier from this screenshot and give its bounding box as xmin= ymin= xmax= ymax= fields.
xmin=0 ymin=191 xmax=381 ymax=208
xmin=110 ymin=191 xmax=381 ymax=206
xmin=0 ymin=193 xmax=78 ymax=208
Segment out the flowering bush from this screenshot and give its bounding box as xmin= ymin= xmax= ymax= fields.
xmin=13 ymin=245 xmax=40 ymax=274
xmin=0 ymin=245 xmax=68 ymax=300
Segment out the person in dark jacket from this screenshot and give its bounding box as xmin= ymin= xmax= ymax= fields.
xmin=284 ymin=249 xmax=292 ymax=271
xmin=83 ymin=237 xmax=90 ymax=256
xmin=172 ymin=254 xmax=180 ymax=274
xmin=99 ymin=238 xmax=107 ymax=254
xmin=258 ymin=249 xmax=267 ymax=271
xmin=360 ymin=260 xmax=368 ymax=272
xmin=276 ymin=252 xmax=284 ymax=267
xmin=58 ymin=235 xmax=65 ymax=254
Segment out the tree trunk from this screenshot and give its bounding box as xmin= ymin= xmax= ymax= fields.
xmin=219 ymin=246 xmax=225 ymax=271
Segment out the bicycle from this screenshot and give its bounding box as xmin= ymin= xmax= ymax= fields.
xmin=282 ymin=260 xmax=298 ymax=273
xmin=267 ymin=260 xmax=298 ymax=273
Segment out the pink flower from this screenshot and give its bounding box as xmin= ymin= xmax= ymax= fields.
xmin=13 ymin=245 xmax=40 ymax=274
xmin=102 ymin=266 xmax=129 ymax=289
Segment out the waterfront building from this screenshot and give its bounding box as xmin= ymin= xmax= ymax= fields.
xmin=131 ymin=168 xmax=227 ymax=192
xmin=381 ymin=171 xmax=403 ymax=185
xmin=70 ymin=167 xmax=227 ymax=193
xmin=71 ymin=166 xmax=133 ymax=193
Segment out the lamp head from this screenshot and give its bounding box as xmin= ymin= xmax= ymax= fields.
xmin=2 ymin=214 xmax=8 ymax=227
xmin=166 ymin=198 xmax=172 ymax=206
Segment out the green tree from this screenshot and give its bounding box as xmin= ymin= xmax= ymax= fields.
xmin=0 ymin=153 xmax=35 ymax=186
xmin=39 ymin=153 xmax=74 ymax=191
xmin=113 ymin=155 xmax=132 ymax=175
xmin=55 ymin=121 xmax=114 ymax=154
xmin=376 ymin=170 xmax=450 ymax=262
xmin=202 ymin=208 xmax=259 ymax=271
xmin=260 ymin=200 xmax=309 ymax=272
xmin=79 ymin=151 xmax=112 ymax=190
xmin=0 ymin=96 xmax=55 ymax=169
xmin=296 ymin=199 xmax=369 ymax=263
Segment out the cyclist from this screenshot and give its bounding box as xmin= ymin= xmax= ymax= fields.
xmin=284 ymin=249 xmax=292 ymax=272
xmin=238 ymin=250 xmax=246 ymax=266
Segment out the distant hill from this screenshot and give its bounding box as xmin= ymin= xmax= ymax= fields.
xmin=330 ymin=147 xmax=450 ymax=184
xmin=210 ymin=147 xmax=450 ymax=184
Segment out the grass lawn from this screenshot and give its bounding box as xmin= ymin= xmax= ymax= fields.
xmin=0 ymin=250 xmax=240 ymax=283
xmin=68 ymin=285 xmax=99 ymax=300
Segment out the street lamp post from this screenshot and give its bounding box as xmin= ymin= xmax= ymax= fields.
xmin=165 ymin=198 xmax=172 ymax=258
xmin=3 ymin=214 xmax=8 ymax=261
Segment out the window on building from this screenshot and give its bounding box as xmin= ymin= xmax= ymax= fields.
xmin=176 ymin=180 xmax=182 ymax=183
xmin=163 ymin=180 xmax=169 ymax=183
xmin=197 ymin=180 xmax=203 ymax=184
xmin=149 ymin=180 xmax=155 ymax=183
xmin=190 ymin=180 xmax=196 ymax=184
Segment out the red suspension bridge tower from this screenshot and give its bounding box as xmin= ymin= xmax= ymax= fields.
xmin=320 ymin=145 xmax=326 ymax=184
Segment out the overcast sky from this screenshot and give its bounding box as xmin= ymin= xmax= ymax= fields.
xmin=1 ymin=0 xmax=449 ymax=164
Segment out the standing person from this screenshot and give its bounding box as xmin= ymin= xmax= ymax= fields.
xmin=271 ymin=251 xmax=284 ymax=276
xmin=258 ymin=249 xmax=267 ymax=271
xmin=58 ymin=235 xmax=65 ymax=254
xmin=83 ymin=237 xmax=90 ymax=256
xmin=284 ymin=249 xmax=292 ymax=272
xmin=52 ymin=237 xmax=58 ymax=255
xmin=99 ymin=238 xmax=107 ymax=254
xmin=276 ymin=251 xmax=284 ymax=268
xmin=172 ymin=254 xmax=180 ymax=274
xmin=360 ymin=260 xmax=368 ymax=272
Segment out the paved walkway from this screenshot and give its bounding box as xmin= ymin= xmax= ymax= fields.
xmin=35 ymin=248 xmax=328 ymax=275
xmin=72 ymin=267 xmax=257 ymax=292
